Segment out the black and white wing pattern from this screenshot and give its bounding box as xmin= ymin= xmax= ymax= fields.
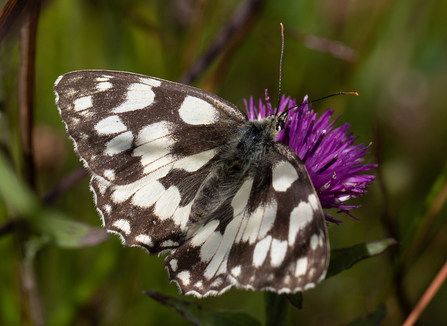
xmin=54 ymin=70 xmax=329 ymax=297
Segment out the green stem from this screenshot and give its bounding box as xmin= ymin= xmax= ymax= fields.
xmin=264 ymin=292 xmax=288 ymax=326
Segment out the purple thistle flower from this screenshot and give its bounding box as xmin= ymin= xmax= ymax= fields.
xmin=244 ymin=91 xmax=377 ymax=223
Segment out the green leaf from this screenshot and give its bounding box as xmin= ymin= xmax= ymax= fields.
xmin=346 ymin=305 xmax=387 ymax=326
xmin=144 ymin=290 xmax=261 ymax=326
xmin=284 ymin=292 xmax=303 ymax=309
xmin=327 ymin=239 xmax=398 ymax=278
xmin=38 ymin=210 xmax=108 ymax=248
xmin=0 ymin=152 xmax=107 ymax=248
xmin=0 ymin=152 xmax=40 ymax=216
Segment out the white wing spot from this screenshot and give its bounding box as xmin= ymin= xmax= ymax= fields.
xmin=139 ymin=77 xmax=162 ymax=87
xmin=310 ymin=234 xmax=319 ymax=250
xmin=304 ymin=283 xmax=315 ymax=291
xmin=211 ymin=278 xmax=223 ymax=287
xmin=253 ymin=235 xmax=272 ymax=267
xmin=135 ymin=234 xmax=153 ymax=247
xmin=258 ymin=199 xmax=277 ymax=239
xmin=97 ymin=81 xmax=113 ymax=91
xmin=142 ymin=155 xmax=174 ymax=176
xmin=74 ymin=96 xmax=93 ymax=112
xmin=173 ymin=149 xmax=216 ymax=172
xmin=231 ymin=265 xmax=241 ymax=277
xmin=308 ymin=193 xmax=320 ymax=210
xmin=235 ymin=213 xmax=249 ymax=243
xmin=70 ymin=117 xmax=80 ymax=126
xmin=289 ymin=201 xmax=313 ymax=247
xmin=103 ymin=204 xmax=112 ymax=214
xmin=96 ymin=76 xmax=111 ymax=82
xmin=161 ymin=240 xmax=179 ymax=247
xmin=112 ymin=164 xmax=172 ymax=203
xmin=177 ymin=271 xmax=191 ymax=286
xmin=105 ymin=131 xmax=133 ymax=155
xmin=172 ymin=201 xmax=193 ymax=231
xmin=270 ymin=239 xmax=288 ymax=267
xmin=317 ymin=270 xmax=327 ymax=283
xmin=231 ymin=178 xmax=253 ymax=217
xmin=113 ymin=219 xmax=131 ymax=235
xmin=113 ymin=83 xmax=156 ymax=113
xmin=295 ymin=257 xmax=308 ymax=277
xmin=272 ymin=161 xmax=299 ymax=192
xmin=191 ymin=220 xmax=220 ymax=247
xmin=318 ymin=234 xmax=324 ymax=248
xmin=95 ymin=116 xmax=127 ymax=135
xmin=131 ymin=181 xmax=165 ymax=208
xmin=204 ymin=214 xmax=243 ymax=279
xmin=241 ymin=205 xmax=263 ymax=244
xmin=194 ymin=281 xmax=203 ymax=289
xmin=200 ymin=231 xmax=222 ymax=262
xmin=154 ymin=186 xmax=181 ymax=220
xmin=136 ymin=121 xmax=173 ymax=145
xmin=169 ymin=259 xmax=178 ymax=272
xmin=103 ymin=169 xmax=115 ymax=180
xmin=178 ymin=96 xmax=218 ymax=125
xmin=134 ymin=139 xmax=175 ymax=175
xmin=93 ymin=176 xmax=109 ymax=195
xmin=54 ymin=75 xmax=63 ymax=86
xmin=133 ymin=121 xmax=176 ymax=174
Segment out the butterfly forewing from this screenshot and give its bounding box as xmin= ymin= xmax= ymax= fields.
xmin=55 ymin=70 xmax=245 ymax=252
xmin=54 ymin=70 xmax=329 ymax=297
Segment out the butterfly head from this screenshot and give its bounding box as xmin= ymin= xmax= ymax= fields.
xmin=270 ymin=107 xmax=288 ymax=133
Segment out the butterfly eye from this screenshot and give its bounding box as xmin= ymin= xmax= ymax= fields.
xmin=278 ymin=119 xmax=285 ymax=131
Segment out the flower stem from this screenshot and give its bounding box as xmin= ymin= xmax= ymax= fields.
xmin=264 ymin=292 xmax=288 ymax=326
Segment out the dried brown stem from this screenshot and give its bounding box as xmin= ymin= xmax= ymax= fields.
xmin=18 ymin=0 xmax=40 ymax=190
xmin=0 ymin=0 xmax=29 ymax=43
xmin=41 ymin=166 xmax=88 ymax=204
xmin=17 ymin=1 xmax=45 ymax=325
xmin=402 ymin=260 xmax=447 ymax=326
xmin=179 ymin=0 xmax=265 ymax=85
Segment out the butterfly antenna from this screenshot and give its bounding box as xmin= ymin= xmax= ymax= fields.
xmin=279 ymin=91 xmax=359 ymax=118
xmin=276 ymin=23 xmax=285 ymax=116
xmin=308 ymin=91 xmax=359 ymax=103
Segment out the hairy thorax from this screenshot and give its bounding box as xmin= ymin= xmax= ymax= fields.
xmin=189 ymin=116 xmax=280 ymax=227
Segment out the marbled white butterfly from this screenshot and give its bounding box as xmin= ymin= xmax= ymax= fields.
xmin=54 ymin=70 xmax=329 ymax=297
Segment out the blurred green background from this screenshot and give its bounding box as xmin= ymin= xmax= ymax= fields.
xmin=1 ymin=0 xmax=446 ymax=325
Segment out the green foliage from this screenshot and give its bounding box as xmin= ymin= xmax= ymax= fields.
xmin=327 ymin=239 xmax=399 ymax=279
xmin=346 ymin=305 xmax=387 ymax=326
xmin=145 ymin=290 xmax=261 ymax=326
xmin=0 ymin=152 xmax=107 ymax=249
xmin=1 ymin=0 xmax=447 ymax=325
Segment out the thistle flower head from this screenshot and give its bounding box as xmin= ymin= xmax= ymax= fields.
xmin=244 ymin=91 xmax=377 ymax=223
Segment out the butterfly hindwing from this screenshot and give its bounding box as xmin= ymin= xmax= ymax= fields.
xmin=227 ymin=142 xmax=329 ymax=293
xmin=55 ymin=70 xmax=246 ymax=253
xmin=165 ymin=142 xmax=328 ymax=296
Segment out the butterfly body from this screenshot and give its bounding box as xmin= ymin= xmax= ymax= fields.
xmin=55 ymin=70 xmax=329 ymax=297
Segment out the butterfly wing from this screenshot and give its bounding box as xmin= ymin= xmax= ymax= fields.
xmin=227 ymin=142 xmax=329 ymax=293
xmin=54 ymin=70 xmax=246 ymax=253
xmin=165 ymin=141 xmax=329 ymax=297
